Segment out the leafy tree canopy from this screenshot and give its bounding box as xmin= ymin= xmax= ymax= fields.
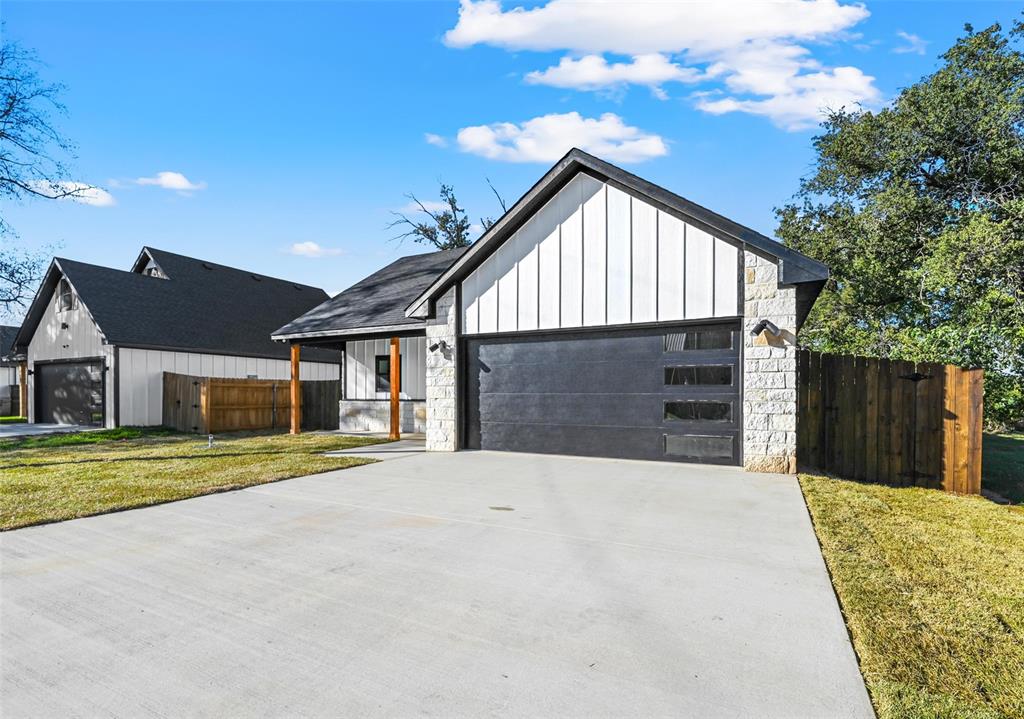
xmin=777 ymin=20 xmax=1024 ymax=427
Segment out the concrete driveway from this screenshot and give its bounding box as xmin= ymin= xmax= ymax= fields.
xmin=1 ymin=451 xmax=873 ymax=718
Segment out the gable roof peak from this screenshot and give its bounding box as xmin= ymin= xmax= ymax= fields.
xmin=405 ymin=150 xmax=828 ymax=318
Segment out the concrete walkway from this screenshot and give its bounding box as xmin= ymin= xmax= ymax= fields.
xmin=0 ymin=451 xmax=873 ymax=718
xmin=0 ymin=422 xmax=96 ymax=439
xmin=325 ymin=435 xmax=425 ymax=461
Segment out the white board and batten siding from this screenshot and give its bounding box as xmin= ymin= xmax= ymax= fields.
xmin=344 ymin=337 xmax=426 ymax=401
xmin=26 ymin=286 xmax=116 ymax=427
xmin=117 ymin=348 xmax=339 ymax=427
xmin=460 ymin=174 xmax=741 ymax=334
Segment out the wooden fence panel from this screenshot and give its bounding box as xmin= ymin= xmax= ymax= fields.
xmin=162 ymin=373 xmax=340 ymax=434
xmin=806 ymin=351 xmax=823 ymax=470
xmin=853 ymin=356 xmax=867 ymax=481
xmin=864 ymin=358 xmax=879 ymax=483
xmin=797 ymin=351 xmax=982 ymax=495
xmin=876 ymin=358 xmax=892 ymax=483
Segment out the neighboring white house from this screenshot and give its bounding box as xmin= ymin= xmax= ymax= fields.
xmin=14 ymin=248 xmax=340 ymax=428
xmin=275 ymin=149 xmax=829 ymax=472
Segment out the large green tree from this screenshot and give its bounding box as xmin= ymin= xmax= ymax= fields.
xmin=777 ymin=20 xmax=1024 ymax=427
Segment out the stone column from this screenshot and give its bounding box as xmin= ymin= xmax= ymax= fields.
xmin=743 ymin=251 xmax=798 ymax=474
xmin=425 ymin=287 xmax=458 ymax=451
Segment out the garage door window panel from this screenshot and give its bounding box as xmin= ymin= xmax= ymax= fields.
xmin=664 ymin=400 xmax=732 ymax=422
xmin=664 ymin=329 xmax=732 ymax=352
xmin=664 ymin=434 xmax=734 ymax=460
xmin=664 ymin=365 xmax=734 ymax=386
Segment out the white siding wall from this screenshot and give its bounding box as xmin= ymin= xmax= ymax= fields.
xmin=460 ymin=174 xmax=741 ymax=334
xmin=117 ymin=348 xmax=339 ymax=427
xmin=344 ymin=336 xmax=426 ymax=401
xmin=27 ymin=286 xmax=116 ymax=428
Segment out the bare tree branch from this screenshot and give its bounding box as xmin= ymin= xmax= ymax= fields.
xmin=0 ymin=28 xmax=81 ymax=315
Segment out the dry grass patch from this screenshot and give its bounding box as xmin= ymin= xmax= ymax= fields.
xmin=0 ymin=430 xmax=382 ymax=530
xmin=801 ymin=475 xmax=1024 ymax=719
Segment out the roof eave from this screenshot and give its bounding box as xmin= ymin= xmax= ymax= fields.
xmin=271 ymin=322 xmax=426 ymax=342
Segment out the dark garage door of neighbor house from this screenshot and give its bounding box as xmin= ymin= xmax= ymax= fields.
xmin=35 ymin=361 xmax=105 ymax=426
xmin=465 ymin=324 xmax=742 ymax=464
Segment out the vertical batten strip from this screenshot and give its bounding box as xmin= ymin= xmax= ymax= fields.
xmin=559 ymin=177 xmax=583 ymax=329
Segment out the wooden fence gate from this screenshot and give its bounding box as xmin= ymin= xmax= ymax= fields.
xmin=162 ymin=373 xmax=340 ymax=434
xmin=797 ymin=351 xmax=983 ymax=494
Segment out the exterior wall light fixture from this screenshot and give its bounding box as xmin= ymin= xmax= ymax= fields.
xmin=750 ymin=319 xmax=781 ymax=338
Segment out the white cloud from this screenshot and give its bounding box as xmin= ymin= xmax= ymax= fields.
xmin=456 ymin=111 xmax=667 ymax=163
xmin=424 ymin=132 xmax=448 ymax=147
xmin=288 ymin=241 xmax=343 ymax=258
xmin=693 ymin=39 xmax=880 ymax=129
xmin=698 ymin=65 xmax=879 ymax=130
xmin=32 ymin=181 xmax=115 ymax=207
xmin=401 ymin=199 xmax=450 ymax=214
xmin=444 ymin=0 xmax=880 ymax=129
xmin=445 ymin=0 xmax=867 ymax=54
xmin=893 ymin=31 xmax=927 ymax=56
xmin=526 ymin=54 xmax=701 ymax=99
xmin=136 ymin=171 xmax=207 ymax=192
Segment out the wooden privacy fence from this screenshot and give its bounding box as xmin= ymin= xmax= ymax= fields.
xmin=162 ymin=373 xmax=339 ymax=434
xmin=797 ymin=351 xmax=983 ymax=494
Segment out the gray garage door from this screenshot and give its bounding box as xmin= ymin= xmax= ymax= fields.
xmin=35 ymin=361 xmax=104 ymax=426
xmin=465 ymin=324 xmax=741 ymax=464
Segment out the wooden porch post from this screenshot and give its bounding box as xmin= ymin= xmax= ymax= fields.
xmin=290 ymin=344 xmax=301 ymax=434
xmin=18 ymin=361 xmax=27 ymax=419
xmin=389 ymin=336 xmax=400 ymax=440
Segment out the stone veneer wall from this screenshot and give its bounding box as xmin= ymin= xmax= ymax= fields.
xmin=338 ymin=400 xmax=426 ymax=434
xmin=743 ymin=251 xmax=799 ymax=474
xmin=425 ymin=287 xmax=458 ymax=451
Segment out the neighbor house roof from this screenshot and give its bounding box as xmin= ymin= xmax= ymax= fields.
xmin=0 ymin=325 xmax=20 ymax=363
xmin=406 ymin=148 xmax=829 ymax=319
xmin=272 ymin=247 xmax=468 ymax=341
xmin=14 ymin=248 xmax=339 ymax=362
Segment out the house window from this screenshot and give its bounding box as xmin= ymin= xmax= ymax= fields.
xmin=375 ymin=355 xmax=401 ymax=393
xmin=57 ymin=279 xmax=75 ymax=312
xmin=664 ymin=365 xmax=733 ymax=385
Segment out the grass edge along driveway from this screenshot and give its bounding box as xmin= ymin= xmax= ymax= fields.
xmin=801 ymin=474 xmax=1024 ymax=719
xmin=0 ymin=429 xmax=382 ymax=531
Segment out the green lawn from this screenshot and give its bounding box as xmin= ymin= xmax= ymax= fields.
xmin=801 ymin=474 xmax=1024 ymax=719
xmin=0 ymin=416 xmax=27 ymax=424
xmin=0 ymin=429 xmax=382 ymax=530
xmin=983 ymin=432 xmax=1024 ymax=504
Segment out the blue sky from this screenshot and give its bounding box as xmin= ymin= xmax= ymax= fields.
xmin=3 ymin=1 xmax=1020 ymax=314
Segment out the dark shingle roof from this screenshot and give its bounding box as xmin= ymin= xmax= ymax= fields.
xmin=16 ymin=248 xmax=338 ymax=362
xmin=0 ymin=325 xmax=20 ymax=363
xmin=273 ymin=247 xmax=468 ymax=339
